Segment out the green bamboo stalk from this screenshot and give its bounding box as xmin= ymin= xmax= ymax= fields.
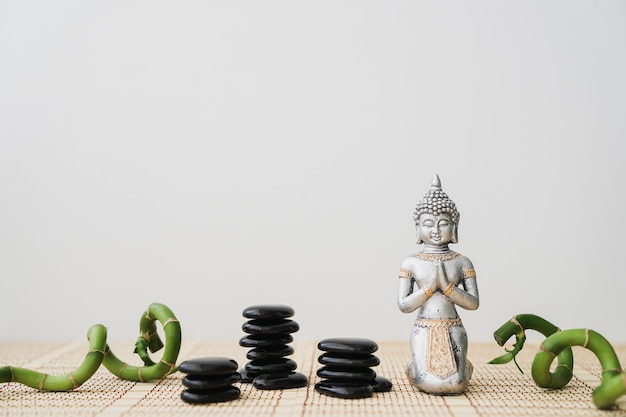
xmin=0 ymin=302 xmax=181 ymax=391
xmin=489 ymin=313 xmax=573 ymax=386
xmin=102 ymin=302 xmax=181 ymax=381
xmin=533 ymin=329 xmax=624 ymax=409
xmin=0 ymin=324 xmax=107 ymax=391
xmin=491 ymin=314 xmax=626 ymax=409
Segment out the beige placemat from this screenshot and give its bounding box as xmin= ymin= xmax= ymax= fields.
xmin=1 ymin=340 xmax=625 ymax=416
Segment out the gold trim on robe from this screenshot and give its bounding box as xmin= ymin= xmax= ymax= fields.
xmin=415 ymin=318 xmax=462 ymax=379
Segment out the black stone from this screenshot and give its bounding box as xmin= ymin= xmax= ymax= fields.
xmin=242 ymin=319 xmax=300 ymax=335
xmin=238 ymin=369 xmax=256 ymax=383
xmin=182 ymin=373 xmax=241 ymax=390
xmin=317 ymin=338 xmax=378 ymax=354
xmin=246 ymin=345 xmax=294 ymax=360
xmin=314 ymin=380 xmax=374 ymax=399
xmin=179 ymin=357 xmax=239 ymax=376
xmin=239 ymin=333 xmax=293 ymax=348
xmin=370 ymin=376 xmax=393 ymax=393
xmin=316 ymin=366 xmax=377 ymax=381
xmin=318 ymin=352 xmax=380 ymax=368
xmin=252 ymin=372 xmax=308 ymax=390
xmin=245 ymin=358 xmax=297 ymax=374
xmin=180 ymin=386 xmax=241 ymax=404
xmin=243 ymin=305 xmax=294 ymax=320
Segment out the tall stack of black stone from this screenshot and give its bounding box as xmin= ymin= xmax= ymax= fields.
xmin=239 ymin=304 xmax=308 ymax=390
xmin=315 ymin=337 xmax=393 ymax=399
xmin=179 ymin=357 xmax=241 ymax=404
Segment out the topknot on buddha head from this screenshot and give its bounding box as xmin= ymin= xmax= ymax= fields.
xmin=413 ymin=175 xmax=460 ymax=243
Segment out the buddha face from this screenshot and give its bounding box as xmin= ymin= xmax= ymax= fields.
xmin=417 ymin=213 xmax=455 ymax=246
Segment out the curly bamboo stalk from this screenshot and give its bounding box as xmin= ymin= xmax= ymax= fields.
xmin=491 ymin=314 xmax=626 ymax=409
xmin=490 ymin=313 xmax=573 ymax=386
xmin=0 ymin=324 xmax=107 ymax=391
xmin=0 ymin=302 xmax=181 ymax=391
xmin=533 ymin=329 xmax=624 ymax=409
xmin=102 ymin=302 xmax=181 ymax=381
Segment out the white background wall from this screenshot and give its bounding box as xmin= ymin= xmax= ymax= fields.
xmin=1 ymin=1 xmax=625 ymax=347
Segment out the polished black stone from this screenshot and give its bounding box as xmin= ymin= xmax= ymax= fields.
xmin=314 ymin=380 xmax=374 ymax=399
xmin=246 ymin=345 xmax=294 ymax=360
xmin=252 ymin=372 xmax=308 ymax=390
xmin=182 ymin=373 xmax=241 ymax=390
xmin=316 ymin=366 xmax=377 ymax=381
xmin=370 ymin=376 xmax=393 ymax=393
xmin=318 ymin=352 xmax=380 ymax=368
xmin=239 ymin=333 xmax=293 ymax=348
xmin=243 ymin=305 xmax=294 ymax=319
xmin=242 ymin=319 xmax=300 ymax=335
xmin=180 ymin=386 xmax=241 ymax=404
xmin=317 ymin=338 xmax=378 ymax=354
xmin=245 ymin=358 xmax=297 ymax=374
xmin=179 ymin=357 xmax=239 ymax=376
xmin=238 ymin=369 xmax=256 ymax=383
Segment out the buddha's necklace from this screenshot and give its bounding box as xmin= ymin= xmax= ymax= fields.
xmin=413 ymin=251 xmax=460 ymax=261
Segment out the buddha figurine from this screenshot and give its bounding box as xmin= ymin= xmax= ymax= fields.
xmin=397 ymin=175 xmax=479 ymax=395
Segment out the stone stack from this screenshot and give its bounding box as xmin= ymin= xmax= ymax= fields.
xmin=315 ymin=337 xmax=393 ymax=399
xmin=179 ymin=357 xmax=241 ymax=404
xmin=239 ymin=304 xmax=308 ymax=390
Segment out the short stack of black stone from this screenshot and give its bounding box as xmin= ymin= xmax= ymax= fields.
xmin=239 ymin=304 xmax=308 ymax=390
xmin=315 ymin=337 xmax=393 ymax=399
xmin=179 ymin=357 xmax=241 ymax=404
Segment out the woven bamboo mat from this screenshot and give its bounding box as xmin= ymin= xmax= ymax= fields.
xmin=1 ymin=340 xmax=625 ymax=416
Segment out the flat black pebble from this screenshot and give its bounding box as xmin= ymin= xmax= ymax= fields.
xmin=246 ymin=345 xmax=294 ymax=360
xmin=238 ymin=369 xmax=256 ymax=383
xmin=181 ymin=386 xmax=241 ymax=404
xmin=243 ymin=319 xmax=300 ymax=334
xmin=243 ymin=305 xmax=294 ymax=319
xmin=239 ymin=333 xmax=293 ymax=348
xmin=315 ymin=380 xmax=373 ymax=399
xmin=370 ymin=376 xmax=393 ymax=392
xmin=316 ymin=366 xmax=376 ymax=381
xmin=182 ymin=373 xmax=241 ymax=390
xmin=245 ymin=358 xmax=297 ymax=374
xmin=179 ymin=357 xmax=239 ymax=376
xmin=317 ymin=338 xmax=378 ymax=354
xmin=252 ymin=372 xmax=308 ymax=390
xmin=318 ymin=352 xmax=380 ymax=368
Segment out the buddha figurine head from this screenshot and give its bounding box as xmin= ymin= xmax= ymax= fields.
xmin=413 ymin=175 xmax=460 ymax=245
